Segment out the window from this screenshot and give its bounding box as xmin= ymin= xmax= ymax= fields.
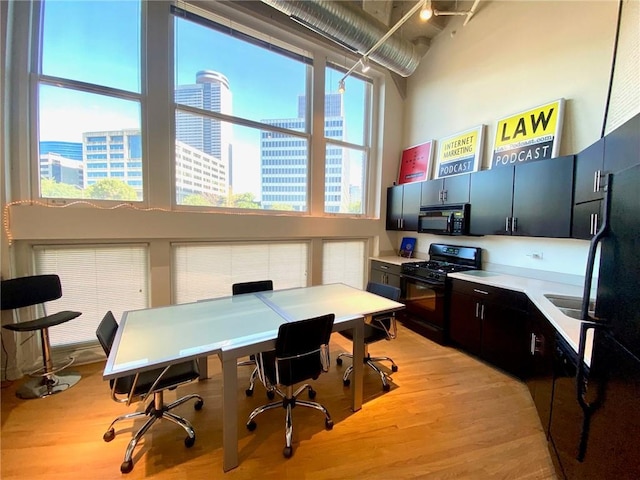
xmin=322 ymin=240 xmax=366 ymax=289
xmin=37 ymin=0 xmax=143 ymax=201
xmin=173 ymin=6 xmax=312 ymax=211
xmin=172 ymin=242 xmax=309 ymax=304
xmin=324 ymin=66 xmax=371 ymax=214
xmin=34 ymin=244 xmax=149 ymax=347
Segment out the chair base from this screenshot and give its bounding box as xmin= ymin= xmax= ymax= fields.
xmin=337 ymin=352 xmax=397 ymax=391
xmin=16 ymin=370 xmax=81 ymax=399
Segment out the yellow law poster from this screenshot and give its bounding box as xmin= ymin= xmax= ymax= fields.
xmin=492 ymin=99 xmax=565 ymax=168
xmin=435 ymin=125 xmax=484 ymax=179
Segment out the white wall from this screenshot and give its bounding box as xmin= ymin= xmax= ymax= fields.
xmin=399 ymin=0 xmax=624 ymax=280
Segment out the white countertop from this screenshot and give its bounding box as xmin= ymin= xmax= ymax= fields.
xmin=449 ymin=270 xmax=594 ymax=365
xmin=370 ymin=255 xmax=423 ymax=266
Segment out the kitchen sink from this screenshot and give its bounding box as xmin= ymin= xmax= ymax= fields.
xmin=544 ymin=294 xmax=596 ymax=320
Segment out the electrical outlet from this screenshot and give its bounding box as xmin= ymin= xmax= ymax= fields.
xmin=527 ymin=251 xmax=543 ymax=260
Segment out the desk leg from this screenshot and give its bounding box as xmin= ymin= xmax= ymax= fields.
xmin=198 ymin=356 xmax=208 ymax=380
xmin=221 ymin=354 xmax=239 ymax=471
xmin=351 ymin=317 xmax=364 ymax=411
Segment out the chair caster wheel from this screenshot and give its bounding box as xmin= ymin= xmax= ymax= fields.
xmin=343 ymin=378 xmax=350 ymax=387
xmin=308 ymin=388 xmax=316 ymax=399
xmin=283 ymin=446 xmax=293 ymax=458
xmin=325 ymin=419 xmax=334 ymax=430
xmin=247 ymin=421 xmax=257 ymax=431
xmin=120 ymin=460 xmax=133 ymax=474
xmin=391 ymin=365 xmax=398 ymax=372
xmin=103 ymin=429 xmax=115 ymax=442
xmin=185 ymin=435 xmax=195 ymax=448
xmin=245 ymin=388 xmax=254 ymax=397
xmin=267 ymin=390 xmax=275 ymax=400
xmin=382 ymin=383 xmax=391 ymax=392
xmin=336 ymin=357 xmax=343 ymax=366
xmin=194 ymin=399 xmax=204 ymax=410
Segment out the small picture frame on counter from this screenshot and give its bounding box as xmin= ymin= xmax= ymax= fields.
xmin=399 ymin=237 xmax=417 ymax=258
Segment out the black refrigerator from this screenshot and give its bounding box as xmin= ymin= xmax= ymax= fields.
xmin=550 ymin=163 xmax=640 ymax=479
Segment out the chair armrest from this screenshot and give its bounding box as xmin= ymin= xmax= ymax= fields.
xmin=370 ymin=314 xmax=397 ymax=340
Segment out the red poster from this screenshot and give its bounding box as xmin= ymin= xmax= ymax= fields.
xmin=398 ymin=141 xmax=433 ymax=184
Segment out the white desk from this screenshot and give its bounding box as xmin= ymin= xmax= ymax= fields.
xmin=103 ymin=283 xmax=404 ymax=471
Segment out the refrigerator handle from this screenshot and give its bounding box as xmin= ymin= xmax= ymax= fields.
xmin=580 ymin=173 xmax=612 ymax=319
xmin=576 ymin=321 xmax=609 ymax=462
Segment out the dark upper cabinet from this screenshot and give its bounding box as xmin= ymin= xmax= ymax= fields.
xmin=574 ymin=137 xmax=605 ymax=204
xmin=468 ymin=167 xmax=514 ymax=236
xmin=421 ymin=174 xmax=471 ymax=206
xmin=386 ymin=182 xmax=421 ymax=231
xmin=469 ymin=156 xmax=574 ymax=238
xmin=511 ymin=155 xmax=574 ymax=237
xmin=571 ymin=114 xmax=639 ymax=240
xmin=604 ymin=113 xmax=640 ymax=174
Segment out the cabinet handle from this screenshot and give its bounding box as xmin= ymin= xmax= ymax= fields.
xmin=401 ymin=218 xmax=404 ymax=229
xmin=593 ymin=213 xmax=599 ymax=234
xmin=475 ymin=302 xmax=480 ymax=318
xmin=480 ymin=304 xmax=485 ymax=320
xmin=473 ymin=289 xmax=489 ymax=295
xmin=380 ymin=265 xmax=389 ymax=270
xmin=530 ymin=333 xmax=536 ymax=355
xmin=512 ymin=217 xmax=518 ymax=232
xmin=505 ymin=217 xmax=510 ymax=232
xmin=589 ymin=213 xmax=594 ymax=235
xmin=594 ymin=170 xmax=603 ymax=193
xmin=443 ymin=190 xmax=448 ymax=201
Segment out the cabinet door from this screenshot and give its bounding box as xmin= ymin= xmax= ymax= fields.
xmin=401 ymin=182 xmax=422 ymax=231
xmin=481 ymin=301 xmax=529 ymax=378
xmin=442 ymin=174 xmax=471 ymax=204
xmin=386 ymin=186 xmax=403 ymax=230
xmin=449 ymin=291 xmax=482 ymax=356
xmin=572 ymin=200 xmax=602 ymax=240
xmin=574 ymin=138 xmax=605 ymax=204
xmin=469 ymin=167 xmax=514 ymax=236
xmin=512 ymin=155 xmax=574 ymax=238
xmin=604 ymin=112 xmax=640 ymax=174
xmin=526 ymin=307 xmax=556 ymax=435
xmin=421 ymin=179 xmax=444 ymax=206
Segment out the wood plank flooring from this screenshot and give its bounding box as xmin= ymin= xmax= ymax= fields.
xmin=0 ymin=324 xmax=557 ymax=479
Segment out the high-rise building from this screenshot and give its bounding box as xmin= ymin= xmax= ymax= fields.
xmin=261 ymin=93 xmax=346 ymax=212
xmin=83 ymin=129 xmax=143 ymax=198
xmin=175 ymin=140 xmax=229 ymax=203
xmin=40 ymin=141 xmax=83 ymax=161
xmin=39 ymin=152 xmax=84 ymax=189
xmin=175 ymin=70 xmax=232 ymax=169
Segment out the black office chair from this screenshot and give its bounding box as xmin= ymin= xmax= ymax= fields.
xmin=336 ymin=282 xmax=401 ymax=391
xmin=246 ymin=313 xmax=335 ymax=458
xmin=232 ymin=280 xmax=275 ymax=398
xmin=96 ymin=311 xmax=204 ymax=474
xmin=0 ymin=274 xmax=82 ymax=399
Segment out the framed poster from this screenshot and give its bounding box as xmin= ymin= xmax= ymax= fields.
xmin=397 ymin=141 xmax=433 ymax=184
xmin=491 ymin=98 xmax=565 ymax=168
xmin=435 ymin=125 xmax=484 ymax=179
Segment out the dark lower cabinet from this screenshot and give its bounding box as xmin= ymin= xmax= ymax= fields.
xmin=448 ymin=279 xmax=529 ymax=378
xmin=526 ymin=305 xmax=556 ymax=435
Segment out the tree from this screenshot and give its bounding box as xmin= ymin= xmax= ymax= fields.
xmin=269 ymin=203 xmax=295 ymax=211
xmin=182 ymin=194 xmax=213 ymax=206
xmin=40 ymin=178 xmax=84 ymax=198
xmin=85 ymin=179 xmax=138 ymax=201
xmin=230 ymin=192 xmax=260 ymax=209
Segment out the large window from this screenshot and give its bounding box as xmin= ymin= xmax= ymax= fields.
xmin=324 ymin=66 xmax=372 ymax=214
xmin=37 ymin=0 xmax=143 ymax=201
xmin=172 ymin=242 xmax=309 ymax=304
xmin=173 ymin=7 xmax=312 ymax=211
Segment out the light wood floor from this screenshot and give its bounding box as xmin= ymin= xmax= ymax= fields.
xmin=1 ymin=324 xmax=557 ymax=480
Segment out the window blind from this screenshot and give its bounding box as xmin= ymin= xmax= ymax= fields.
xmin=172 ymin=242 xmax=309 ymax=304
xmin=322 ymin=239 xmax=366 ymax=289
xmin=33 ymin=244 xmax=149 ymax=347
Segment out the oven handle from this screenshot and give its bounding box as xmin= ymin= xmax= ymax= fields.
xmin=400 ymin=273 xmax=444 ymax=286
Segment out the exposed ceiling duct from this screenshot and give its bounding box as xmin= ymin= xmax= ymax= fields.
xmin=260 ymin=0 xmax=423 ymax=77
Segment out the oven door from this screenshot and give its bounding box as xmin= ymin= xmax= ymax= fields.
xmin=400 ymin=274 xmax=446 ymax=329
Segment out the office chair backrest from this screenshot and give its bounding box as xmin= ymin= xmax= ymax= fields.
xmin=1 ymin=274 xmax=63 ymax=310
xmin=232 ymin=280 xmax=273 ymax=295
xmin=366 ymin=282 xmax=401 ymax=302
xmin=274 ymin=313 xmax=335 ymax=386
xmin=96 ymin=311 xmax=119 ymax=356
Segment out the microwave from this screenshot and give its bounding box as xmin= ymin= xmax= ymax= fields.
xmin=418 ymin=203 xmax=470 ymax=235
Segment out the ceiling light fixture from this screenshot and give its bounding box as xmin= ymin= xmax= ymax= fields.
xmin=338 ymin=79 xmax=345 ymax=94
xmin=419 ymin=0 xmax=433 ymax=21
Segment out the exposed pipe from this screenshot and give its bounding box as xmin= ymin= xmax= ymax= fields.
xmin=260 ymin=0 xmax=423 ymax=77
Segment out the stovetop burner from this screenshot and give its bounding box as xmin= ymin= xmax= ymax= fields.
xmin=401 ymin=244 xmax=482 ymax=284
